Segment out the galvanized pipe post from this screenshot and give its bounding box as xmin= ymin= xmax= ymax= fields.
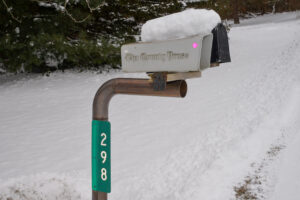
xmin=92 ymin=78 xmax=187 ymax=200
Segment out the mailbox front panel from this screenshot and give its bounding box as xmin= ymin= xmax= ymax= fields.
xmin=122 ymin=35 xmax=210 ymax=73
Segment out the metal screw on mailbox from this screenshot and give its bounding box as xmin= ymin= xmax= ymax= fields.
xmin=91 ymin=21 xmax=231 ymax=200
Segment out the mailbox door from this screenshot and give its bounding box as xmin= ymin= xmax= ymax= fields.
xmin=200 ymin=34 xmax=213 ymax=70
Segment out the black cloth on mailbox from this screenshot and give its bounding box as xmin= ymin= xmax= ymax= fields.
xmin=211 ymin=23 xmax=231 ymax=63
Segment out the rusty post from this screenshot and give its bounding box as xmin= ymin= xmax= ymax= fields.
xmin=92 ymin=78 xmax=187 ymax=200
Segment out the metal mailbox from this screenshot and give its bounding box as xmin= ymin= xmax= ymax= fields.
xmin=121 ymin=34 xmax=213 ymax=73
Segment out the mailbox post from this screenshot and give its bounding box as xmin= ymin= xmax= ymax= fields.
xmin=91 ymin=22 xmax=230 ymax=200
xmin=92 ymin=78 xmax=187 ymax=200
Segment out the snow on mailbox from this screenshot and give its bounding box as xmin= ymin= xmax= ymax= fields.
xmin=121 ymin=9 xmax=230 ymax=73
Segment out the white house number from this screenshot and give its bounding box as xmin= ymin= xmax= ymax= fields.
xmin=100 ymin=132 xmax=107 ymax=181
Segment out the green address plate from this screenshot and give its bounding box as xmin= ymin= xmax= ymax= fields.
xmin=92 ymin=120 xmax=111 ymax=193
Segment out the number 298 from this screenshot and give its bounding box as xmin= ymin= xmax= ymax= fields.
xmin=100 ymin=132 xmax=108 ymax=181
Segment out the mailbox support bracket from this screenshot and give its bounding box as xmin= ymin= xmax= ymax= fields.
xmin=148 ymin=71 xmax=202 ymax=83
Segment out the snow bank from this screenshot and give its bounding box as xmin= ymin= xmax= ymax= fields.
xmin=141 ymin=9 xmax=221 ymax=42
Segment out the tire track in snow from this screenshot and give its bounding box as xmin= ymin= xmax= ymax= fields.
xmin=233 ymin=83 xmax=300 ymax=200
xmin=233 ymin=27 xmax=300 ymax=200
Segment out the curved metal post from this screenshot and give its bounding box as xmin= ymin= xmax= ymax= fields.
xmin=92 ymin=78 xmax=187 ymax=200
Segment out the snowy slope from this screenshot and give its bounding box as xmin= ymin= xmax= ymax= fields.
xmin=0 ymin=12 xmax=300 ymax=200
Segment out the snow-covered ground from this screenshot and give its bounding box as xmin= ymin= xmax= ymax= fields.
xmin=0 ymin=12 xmax=300 ymax=200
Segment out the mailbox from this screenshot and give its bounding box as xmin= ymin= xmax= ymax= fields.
xmin=121 ymin=24 xmax=230 ymax=73
xmin=121 ymin=34 xmax=213 ymax=73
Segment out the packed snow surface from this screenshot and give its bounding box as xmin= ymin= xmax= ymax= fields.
xmin=141 ymin=9 xmax=221 ymax=42
xmin=0 ymin=12 xmax=300 ymax=200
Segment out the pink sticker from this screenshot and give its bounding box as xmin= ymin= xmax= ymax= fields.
xmin=193 ymin=43 xmax=198 ymax=49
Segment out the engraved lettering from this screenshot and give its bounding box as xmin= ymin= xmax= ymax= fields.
xmin=125 ymin=53 xmax=139 ymax=62
xmin=125 ymin=51 xmax=189 ymax=63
